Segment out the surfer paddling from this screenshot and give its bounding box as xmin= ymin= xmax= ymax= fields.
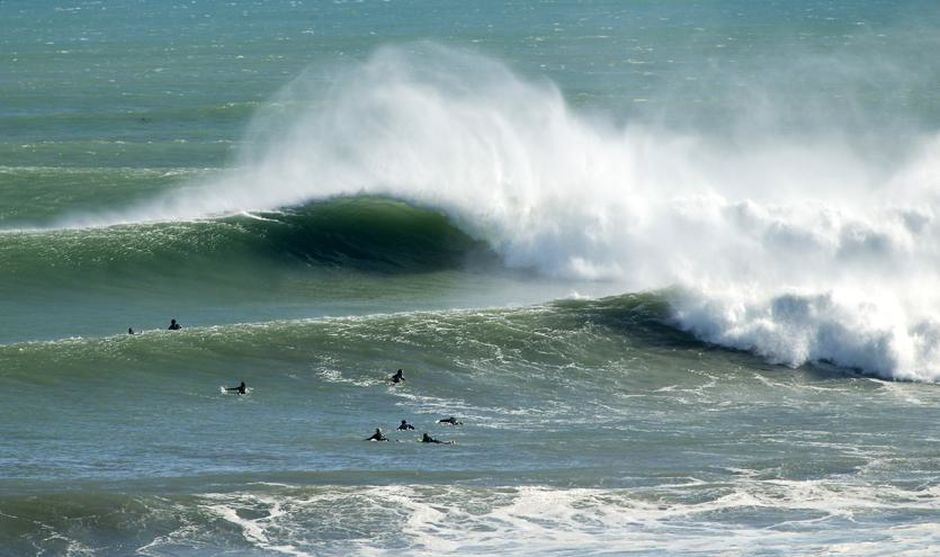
xmin=226 ymin=381 xmax=247 ymax=395
xmin=397 ymin=419 xmax=415 ymax=430
xmin=438 ymin=416 xmax=462 ymax=426
xmin=421 ymin=432 xmax=453 ymax=444
xmin=388 ymin=369 xmax=405 ymax=384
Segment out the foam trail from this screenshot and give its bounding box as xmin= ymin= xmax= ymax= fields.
xmin=70 ymin=43 xmax=940 ymax=380
xmin=175 ymin=483 xmax=940 ymax=556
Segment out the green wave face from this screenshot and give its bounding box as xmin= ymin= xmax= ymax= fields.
xmin=250 ymin=196 xmax=494 ymax=271
xmin=0 ymin=196 xmax=494 ymax=284
xmin=0 ymin=292 xmax=717 ymax=455
xmin=0 ymin=292 xmax=701 ymax=417
xmin=0 ymin=195 xmax=519 ymax=344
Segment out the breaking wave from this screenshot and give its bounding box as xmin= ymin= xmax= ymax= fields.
xmin=28 ymin=43 xmax=940 ymax=380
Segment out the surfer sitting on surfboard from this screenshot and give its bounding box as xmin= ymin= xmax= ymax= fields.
xmin=397 ymin=419 xmax=415 ymax=430
xmin=366 ymin=428 xmax=388 ymax=441
xmin=226 ymin=381 xmax=247 ymax=395
xmin=388 ymin=369 xmax=404 ymax=383
xmin=168 ymin=318 xmax=182 ymax=330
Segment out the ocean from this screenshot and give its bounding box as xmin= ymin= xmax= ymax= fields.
xmin=3 ymin=1 xmax=940 ymax=555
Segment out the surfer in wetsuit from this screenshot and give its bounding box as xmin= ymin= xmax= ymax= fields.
xmin=128 ymin=327 xmax=135 ymax=335
xmin=168 ymin=318 xmax=182 ymax=330
xmin=421 ymin=432 xmax=450 ymax=444
xmin=366 ymin=428 xmax=388 ymax=441
xmin=226 ymin=381 xmax=247 ymax=395
xmin=438 ymin=416 xmax=462 ymax=426
xmin=389 ymin=369 xmax=405 ymax=383
xmin=398 ymin=419 xmax=415 ymax=431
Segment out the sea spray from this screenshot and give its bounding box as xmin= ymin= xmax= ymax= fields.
xmin=46 ymin=43 xmax=940 ymax=379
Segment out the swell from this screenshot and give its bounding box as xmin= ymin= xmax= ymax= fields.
xmin=0 ymin=196 xmax=493 ymax=288
xmin=0 ymin=293 xmax=690 ymax=384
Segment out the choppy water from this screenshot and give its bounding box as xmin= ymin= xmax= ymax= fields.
xmin=3 ymin=1 xmax=940 ymax=555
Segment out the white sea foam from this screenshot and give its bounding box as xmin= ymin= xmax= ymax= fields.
xmin=68 ymin=43 xmax=940 ymax=380
xmin=186 ymin=481 xmax=940 ymax=556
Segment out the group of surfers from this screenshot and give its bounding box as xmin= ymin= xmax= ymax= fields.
xmin=221 ymin=368 xmax=458 ymax=443
xmin=135 ymin=322 xmax=453 ymax=442
xmin=366 ymin=368 xmax=460 ymax=444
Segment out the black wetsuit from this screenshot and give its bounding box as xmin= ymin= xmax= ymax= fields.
xmin=438 ymin=417 xmax=462 ymax=426
xmin=227 ymin=382 xmax=247 ymax=395
xmin=398 ymin=421 xmax=415 ymax=431
xmin=367 ymin=430 xmax=388 ymax=441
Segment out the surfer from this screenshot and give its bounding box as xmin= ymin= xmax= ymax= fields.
xmin=421 ymin=432 xmax=452 ymax=444
xmin=389 ymin=369 xmax=405 ymax=383
xmin=397 ymin=419 xmax=415 ymax=431
xmin=438 ymin=416 xmax=462 ymax=426
xmin=128 ymin=327 xmax=135 ymax=335
xmin=366 ymin=428 xmax=388 ymax=442
xmin=168 ymin=318 xmax=182 ymax=330
xmin=226 ymin=381 xmax=247 ymax=395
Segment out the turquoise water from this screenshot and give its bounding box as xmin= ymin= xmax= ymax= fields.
xmin=3 ymin=1 xmax=940 ymax=555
